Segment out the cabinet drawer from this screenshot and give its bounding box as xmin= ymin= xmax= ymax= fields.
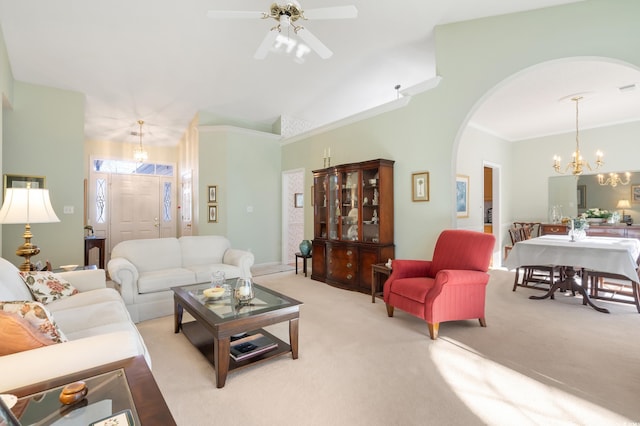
xmin=541 ymin=224 xmax=566 ymax=235
xmin=327 ymin=246 xmax=358 ymax=283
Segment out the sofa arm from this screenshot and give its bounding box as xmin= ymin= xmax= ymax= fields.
xmin=223 ymin=249 xmax=255 ymax=278
xmin=107 ymin=258 xmax=139 ymax=305
xmin=57 ymin=269 xmax=107 ymax=292
xmin=0 ymin=330 xmax=150 ymax=393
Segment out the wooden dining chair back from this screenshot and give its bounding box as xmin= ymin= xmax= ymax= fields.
xmin=510 ymin=221 xmax=561 ymax=292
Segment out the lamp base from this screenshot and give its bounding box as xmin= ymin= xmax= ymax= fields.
xmin=16 ymin=242 xmax=40 ymax=272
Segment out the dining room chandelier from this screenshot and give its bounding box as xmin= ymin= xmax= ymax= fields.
xmin=133 ymin=119 xmax=148 ymax=162
xmin=598 ymin=171 xmax=631 ymax=187
xmin=552 ymin=96 xmax=603 ymax=175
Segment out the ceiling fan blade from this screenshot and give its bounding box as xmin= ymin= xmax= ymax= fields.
xmin=254 ymin=30 xmax=279 ymax=60
xmin=206 ymin=10 xmax=264 ymax=19
xmin=296 ymin=27 xmax=333 ymax=59
xmin=303 ymin=5 xmax=358 ymax=20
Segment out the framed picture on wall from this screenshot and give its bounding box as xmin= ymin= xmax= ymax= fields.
xmin=208 ymin=205 xmax=218 ymax=223
xmin=411 ymin=172 xmax=429 ymax=202
xmin=632 ymin=185 xmax=640 ymax=204
xmin=456 ymin=175 xmax=469 ymax=218
xmin=208 ymin=185 xmax=217 ymax=203
xmin=4 ymin=174 xmax=46 ymax=191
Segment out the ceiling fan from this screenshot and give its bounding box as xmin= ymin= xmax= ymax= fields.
xmin=207 ymin=2 xmax=358 ymax=59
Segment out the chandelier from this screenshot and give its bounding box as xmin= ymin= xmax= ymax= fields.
xmin=133 ymin=119 xmax=148 ymax=162
xmin=598 ymin=171 xmax=631 ymax=187
xmin=552 ymin=96 xmax=603 ymax=175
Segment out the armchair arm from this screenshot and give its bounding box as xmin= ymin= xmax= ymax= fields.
xmin=387 ymin=259 xmax=433 ymax=280
xmin=425 ymin=269 xmax=490 ymax=322
xmin=57 ymin=269 xmax=107 ymax=292
xmin=223 ymin=248 xmax=255 ymax=278
xmin=107 ymin=258 xmax=139 ymax=304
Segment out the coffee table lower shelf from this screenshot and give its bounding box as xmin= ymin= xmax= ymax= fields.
xmin=181 ymin=321 xmax=292 ymax=371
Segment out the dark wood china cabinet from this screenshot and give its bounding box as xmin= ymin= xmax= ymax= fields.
xmin=311 ymin=159 xmax=394 ymax=293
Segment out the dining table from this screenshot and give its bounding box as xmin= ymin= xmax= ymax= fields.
xmin=504 ymin=234 xmax=640 ymax=313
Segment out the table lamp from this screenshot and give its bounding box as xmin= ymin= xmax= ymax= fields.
xmin=617 ymin=199 xmax=631 ymax=216
xmin=0 ymin=183 xmax=60 ymax=271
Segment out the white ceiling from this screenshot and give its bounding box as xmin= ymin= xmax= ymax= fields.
xmin=4 ymin=0 xmax=630 ymax=147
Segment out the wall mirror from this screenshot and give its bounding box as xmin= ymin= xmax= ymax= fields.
xmin=548 ymin=171 xmax=640 ymax=222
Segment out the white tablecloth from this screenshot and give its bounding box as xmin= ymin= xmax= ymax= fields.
xmin=504 ymin=235 xmax=640 ymax=282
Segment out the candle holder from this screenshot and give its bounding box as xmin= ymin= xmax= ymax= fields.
xmin=234 ymin=277 xmax=254 ymax=305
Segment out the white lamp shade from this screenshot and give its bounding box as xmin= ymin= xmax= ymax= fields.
xmin=616 ymin=199 xmax=632 ymax=209
xmin=0 ymin=187 xmax=60 ymax=224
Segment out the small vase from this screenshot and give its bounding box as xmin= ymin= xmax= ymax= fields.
xmin=299 ymin=240 xmax=312 ymax=256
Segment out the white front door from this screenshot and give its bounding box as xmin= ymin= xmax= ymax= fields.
xmin=110 ymin=174 xmax=161 ymax=249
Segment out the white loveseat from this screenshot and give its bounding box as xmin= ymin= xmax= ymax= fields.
xmin=108 ymin=235 xmax=254 ymax=322
xmin=0 ymin=257 xmax=150 ymax=392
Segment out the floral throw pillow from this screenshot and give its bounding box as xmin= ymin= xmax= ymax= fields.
xmin=0 ymin=301 xmax=67 ymax=345
xmin=18 ymin=271 xmax=79 ymax=304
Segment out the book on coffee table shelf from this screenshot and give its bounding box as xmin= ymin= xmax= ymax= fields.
xmin=230 ymin=333 xmax=278 ymax=361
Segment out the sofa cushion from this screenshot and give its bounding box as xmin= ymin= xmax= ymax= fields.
xmin=0 ymin=311 xmax=56 ymax=355
xmin=0 ymin=301 xmax=67 ymax=345
xmin=46 ymin=288 xmax=124 ymax=313
xmin=187 ymin=264 xmax=243 ymax=284
xmin=18 ymin=271 xmax=79 ymax=304
xmin=111 ymin=238 xmax=183 ymax=273
xmin=180 ymin=235 xmax=230 ymax=267
xmin=137 ymin=268 xmax=195 ymax=293
xmin=51 ymin=300 xmax=132 ymax=334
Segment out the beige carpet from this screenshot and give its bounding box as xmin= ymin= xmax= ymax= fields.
xmin=136 ymin=270 xmax=640 ymax=426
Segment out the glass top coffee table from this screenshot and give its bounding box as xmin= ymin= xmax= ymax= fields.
xmin=172 ymin=280 xmax=302 ymax=388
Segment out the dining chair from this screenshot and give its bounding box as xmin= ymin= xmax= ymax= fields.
xmin=583 ymin=257 xmax=640 ymax=313
xmin=511 ymin=222 xmax=562 ymax=291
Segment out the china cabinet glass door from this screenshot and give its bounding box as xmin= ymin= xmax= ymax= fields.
xmin=328 ymin=173 xmax=339 ymax=240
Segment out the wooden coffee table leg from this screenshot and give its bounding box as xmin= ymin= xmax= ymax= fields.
xmin=213 ymin=337 xmax=230 ymax=388
xmin=174 ymin=300 xmax=183 ymax=333
xmin=289 ymin=318 xmax=299 ymax=359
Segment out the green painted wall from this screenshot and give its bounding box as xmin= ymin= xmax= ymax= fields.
xmin=198 ymin=125 xmax=281 ymax=264
xmin=2 ymin=82 xmax=85 ymax=268
xmin=282 ymin=0 xmax=640 ymax=260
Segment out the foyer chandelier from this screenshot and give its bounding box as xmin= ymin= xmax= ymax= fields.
xmin=598 ymin=171 xmax=631 ymax=187
xmin=552 ymin=96 xmax=603 ymax=175
xmin=133 ymin=119 xmax=148 ymax=163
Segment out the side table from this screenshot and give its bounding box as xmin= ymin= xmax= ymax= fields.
xmin=8 ymin=356 xmax=175 ymax=425
xmin=84 ymin=236 xmax=106 ymax=269
xmin=371 ymin=263 xmax=392 ymax=303
xmin=295 ymin=252 xmax=312 ymax=277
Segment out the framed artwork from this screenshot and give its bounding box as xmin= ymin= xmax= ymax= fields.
xmin=411 ymin=172 xmax=429 ymax=202
xmin=577 ymin=184 xmax=587 ymax=209
xmin=294 ymin=193 xmax=303 ymax=208
xmin=208 ymin=185 xmax=217 ymax=203
xmin=632 ymin=184 xmax=640 ymax=204
xmin=456 ymin=175 xmax=469 ymax=218
xmin=208 ymin=205 xmax=218 ymax=223
xmin=4 ymin=174 xmax=46 ymax=190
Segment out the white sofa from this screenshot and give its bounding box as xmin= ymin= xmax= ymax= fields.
xmin=108 ymin=235 xmax=254 ymax=323
xmin=0 ymin=257 xmax=150 ymax=392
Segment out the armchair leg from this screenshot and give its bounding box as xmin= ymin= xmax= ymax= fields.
xmin=479 ymin=318 xmax=487 ymax=327
xmin=427 ymin=322 xmax=439 ymax=340
xmin=385 ymin=304 xmax=394 ymax=317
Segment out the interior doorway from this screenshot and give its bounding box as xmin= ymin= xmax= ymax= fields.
xmin=483 ymin=161 xmax=501 ymax=265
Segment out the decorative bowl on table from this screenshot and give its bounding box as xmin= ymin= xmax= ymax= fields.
xmin=60 ymin=264 xmax=78 ymax=272
xmin=203 ymin=287 xmax=226 ymax=300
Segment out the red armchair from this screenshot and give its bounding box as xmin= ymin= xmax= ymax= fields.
xmin=383 ymin=229 xmax=496 ymax=339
